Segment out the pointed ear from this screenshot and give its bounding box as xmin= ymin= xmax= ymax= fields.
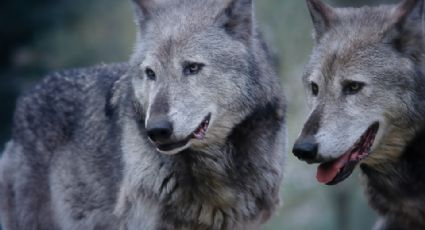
xmin=393 ymin=0 xmax=424 ymax=25
xmin=216 ymin=0 xmax=253 ymax=44
xmin=131 ymin=0 xmax=155 ymax=27
xmin=306 ymin=0 xmax=336 ymax=42
xmin=386 ymin=0 xmax=425 ymax=60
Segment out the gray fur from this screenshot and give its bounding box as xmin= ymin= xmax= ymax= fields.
xmin=295 ymin=0 xmax=425 ymax=229
xmin=0 ymin=0 xmax=286 ymax=229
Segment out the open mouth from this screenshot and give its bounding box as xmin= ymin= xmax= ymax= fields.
xmin=156 ymin=113 xmax=211 ymax=153
xmin=316 ymin=122 xmax=379 ymax=185
xmin=192 ymin=113 xmax=211 ymax=140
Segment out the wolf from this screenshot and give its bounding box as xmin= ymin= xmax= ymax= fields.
xmin=293 ymin=0 xmax=425 ymax=229
xmin=0 ymin=0 xmax=287 ymax=229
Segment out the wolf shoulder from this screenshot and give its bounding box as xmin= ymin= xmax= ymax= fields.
xmin=11 ymin=63 xmax=129 ymax=153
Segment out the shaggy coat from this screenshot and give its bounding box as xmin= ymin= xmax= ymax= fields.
xmin=0 ymin=0 xmax=286 ymax=229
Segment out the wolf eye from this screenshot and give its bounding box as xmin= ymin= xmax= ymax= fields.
xmin=145 ymin=68 xmax=156 ymax=81
xmin=183 ymin=62 xmax=204 ymax=76
xmin=311 ymin=82 xmax=319 ymax=96
xmin=343 ymin=81 xmax=365 ymax=95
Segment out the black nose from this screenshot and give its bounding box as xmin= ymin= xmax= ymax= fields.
xmin=146 ymin=119 xmax=173 ymax=143
xmin=293 ymin=136 xmax=318 ymax=161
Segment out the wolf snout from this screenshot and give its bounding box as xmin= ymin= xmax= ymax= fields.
xmin=146 ymin=118 xmax=173 ymax=143
xmin=292 ymin=136 xmax=318 ymax=162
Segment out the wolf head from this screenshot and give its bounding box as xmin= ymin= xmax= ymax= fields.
xmin=125 ymin=0 xmax=260 ymax=155
xmin=293 ymin=0 xmax=425 ymax=185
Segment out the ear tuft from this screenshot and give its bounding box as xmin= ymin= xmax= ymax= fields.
xmin=216 ymin=0 xmax=253 ymax=43
xmin=306 ymin=0 xmax=335 ymax=42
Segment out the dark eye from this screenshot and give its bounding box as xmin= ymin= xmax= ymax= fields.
xmin=311 ymin=82 xmax=319 ymax=96
xmin=343 ymin=81 xmax=365 ymax=95
xmin=145 ymin=68 xmax=156 ymax=81
xmin=183 ymin=62 xmax=204 ymax=76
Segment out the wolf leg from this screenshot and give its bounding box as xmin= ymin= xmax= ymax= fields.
xmin=0 ymin=142 xmax=21 ymax=230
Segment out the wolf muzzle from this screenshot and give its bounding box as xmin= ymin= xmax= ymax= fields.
xmin=293 ymin=135 xmax=318 ymax=162
xmin=146 ymin=118 xmax=173 ymax=143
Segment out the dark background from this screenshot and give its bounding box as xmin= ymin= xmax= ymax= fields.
xmin=0 ymin=0 xmax=397 ymax=229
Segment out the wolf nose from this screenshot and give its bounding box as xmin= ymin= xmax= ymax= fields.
xmin=292 ymin=136 xmax=318 ymax=161
xmin=146 ymin=119 xmax=173 ymax=143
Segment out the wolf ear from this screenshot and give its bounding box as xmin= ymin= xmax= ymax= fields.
xmin=386 ymin=0 xmax=425 ymax=59
xmin=216 ymin=0 xmax=253 ymax=43
xmin=306 ymin=0 xmax=335 ymax=42
xmin=393 ymin=0 xmax=424 ymax=24
xmin=131 ymin=0 xmax=155 ymax=27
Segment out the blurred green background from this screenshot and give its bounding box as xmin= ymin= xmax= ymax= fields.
xmin=0 ymin=0 xmax=398 ymax=229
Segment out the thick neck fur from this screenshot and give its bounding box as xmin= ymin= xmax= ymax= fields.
xmin=361 ymin=124 xmax=425 ymax=228
xmin=114 ymin=89 xmax=285 ymax=230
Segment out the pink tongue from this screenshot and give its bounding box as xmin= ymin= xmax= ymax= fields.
xmin=316 ymin=152 xmax=351 ymax=184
